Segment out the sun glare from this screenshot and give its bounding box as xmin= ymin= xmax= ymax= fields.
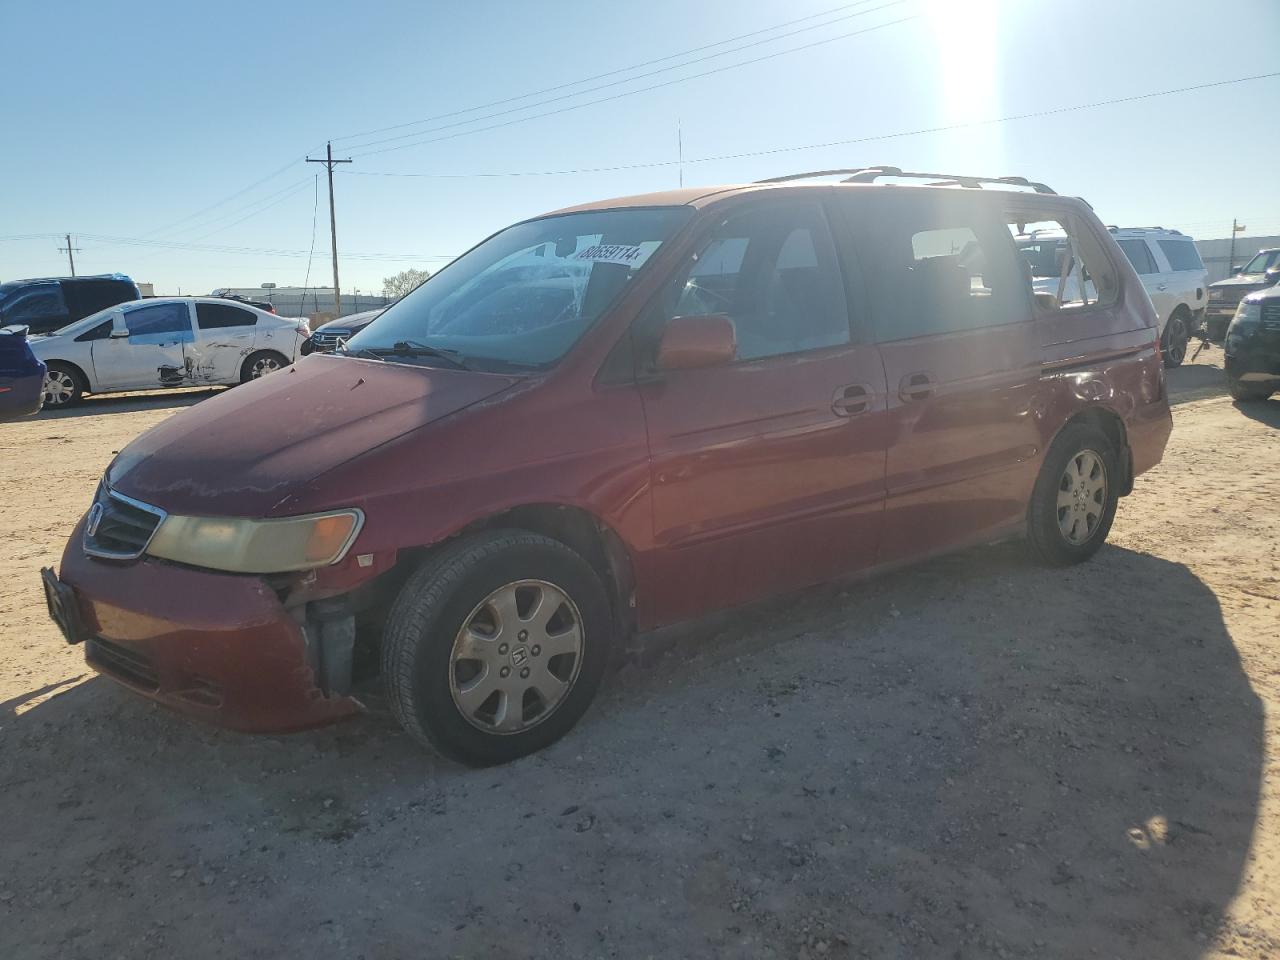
xmin=927 ymin=0 xmax=1003 ymax=166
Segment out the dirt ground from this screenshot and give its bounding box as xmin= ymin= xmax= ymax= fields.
xmin=2 ymin=349 xmax=1278 ymax=960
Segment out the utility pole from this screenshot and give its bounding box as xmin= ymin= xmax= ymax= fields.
xmin=1229 ymin=218 xmax=1246 ymax=274
xmin=57 ymin=234 xmax=81 ymax=276
xmin=677 ymin=119 xmax=684 ymax=189
xmin=307 ymin=142 xmax=352 ymax=315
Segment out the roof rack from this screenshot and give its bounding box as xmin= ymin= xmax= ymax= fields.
xmin=756 ymin=165 xmax=1057 ymax=195
xmin=1107 ymin=226 xmax=1183 ymax=236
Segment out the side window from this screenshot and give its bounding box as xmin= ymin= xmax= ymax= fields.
xmin=1008 ymin=214 xmax=1119 ymax=311
xmin=75 ymin=319 xmax=114 ymax=342
xmin=62 ymin=279 xmax=136 ymax=319
xmin=124 ymin=302 xmax=191 ymax=340
xmin=1156 ymin=238 xmax=1204 ymax=272
xmin=4 ymin=283 xmax=68 ymax=323
xmin=196 ymin=302 xmax=257 ymax=329
xmin=849 ymin=194 xmax=1025 ymax=341
xmin=672 ymin=201 xmax=849 ymax=361
xmin=1117 ymin=239 xmax=1158 ymax=275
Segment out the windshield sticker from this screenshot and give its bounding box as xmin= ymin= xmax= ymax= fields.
xmin=575 ymin=244 xmax=652 ymax=268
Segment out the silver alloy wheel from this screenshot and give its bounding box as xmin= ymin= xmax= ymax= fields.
xmin=43 ymin=370 xmax=76 ymax=405
xmin=1056 ymin=449 xmax=1107 ymax=545
xmin=448 ymin=579 xmax=584 ymax=734
xmin=250 ymin=356 xmax=282 ymax=378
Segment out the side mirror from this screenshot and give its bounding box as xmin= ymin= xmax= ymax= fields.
xmin=110 ymin=328 xmax=130 ymax=338
xmin=1266 ymin=267 xmax=1280 ymax=285
xmin=656 ymin=314 xmax=736 ymax=371
xmin=1232 ymin=265 xmax=1244 ymax=274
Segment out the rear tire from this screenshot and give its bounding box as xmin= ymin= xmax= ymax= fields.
xmin=42 ymin=362 xmax=85 ymax=407
xmin=381 ymin=530 xmax=613 ymax=766
xmin=1161 ymin=312 xmax=1190 ymax=368
xmin=1228 ymin=378 xmax=1273 ymax=402
xmin=239 ymin=350 xmax=289 ymax=383
xmin=1027 ymin=423 xmax=1119 ymax=566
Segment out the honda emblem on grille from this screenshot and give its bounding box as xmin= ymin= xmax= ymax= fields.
xmin=85 ymin=501 xmax=104 ymax=538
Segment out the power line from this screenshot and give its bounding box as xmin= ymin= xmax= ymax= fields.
xmin=343 ymin=70 xmax=1280 ymax=176
xmin=70 ymin=232 xmax=453 ymax=262
xmin=299 ymin=175 xmax=321 ymax=314
xmin=347 ymin=9 xmax=917 ymax=158
xmin=337 ymin=0 xmax=906 ymax=152
xmin=122 ymin=3 xmax=895 ymax=245
xmin=133 ymin=154 xmax=316 ymax=241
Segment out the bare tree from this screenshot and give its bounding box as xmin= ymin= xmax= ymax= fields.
xmin=382 ymin=268 xmax=430 ymax=299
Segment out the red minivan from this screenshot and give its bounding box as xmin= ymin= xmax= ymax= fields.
xmin=43 ymin=168 xmax=1172 ymax=765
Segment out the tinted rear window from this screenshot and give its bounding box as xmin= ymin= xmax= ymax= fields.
xmin=1117 ymin=239 xmax=1157 ymax=275
xmin=1157 ymin=238 xmax=1203 ymax=272
xmin=196 ymin=302 xmax=257 ymax=329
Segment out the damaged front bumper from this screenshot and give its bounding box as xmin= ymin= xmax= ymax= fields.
xmin=50 ymin=516 xmax=364 ymax=733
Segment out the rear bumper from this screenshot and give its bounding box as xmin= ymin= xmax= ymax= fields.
xmin=1127 ymin=398 xmax=1173 ymax=481
xmin=56 ymin=517 xmax=359 ymax=733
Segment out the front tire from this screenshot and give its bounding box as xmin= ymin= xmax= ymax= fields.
xmin=239 ymin=350 xmax=289 ymax=383
xmin=42 ymin=362 xmax=84 ymax=407
xmin=1228 ymin=378 xmax=1274 ymax=402
xmin=1027 ymin=423 xmax=1119 ymax=566
xmin=1162 ymin=312 xmax=1190 ymax=368
xmin=381 ymin=530 xmax=613 ymax=766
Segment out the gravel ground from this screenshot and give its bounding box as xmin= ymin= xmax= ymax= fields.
xmin=2 ymin=349 xmax=1278 ymax=959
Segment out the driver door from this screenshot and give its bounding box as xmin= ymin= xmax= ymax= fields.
xmin=93 ymin=301 xmax=193 ymax=390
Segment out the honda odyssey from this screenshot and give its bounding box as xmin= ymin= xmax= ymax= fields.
xmin=43 ymin=167 xmax=1173 ymax=765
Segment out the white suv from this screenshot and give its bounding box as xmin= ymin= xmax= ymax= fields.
xmin=1108 ymin=228 xmax=1208 ymax=367
xmin=1015 ymin=227 xmax=1206 ymax=367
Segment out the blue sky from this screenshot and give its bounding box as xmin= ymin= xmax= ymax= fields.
xmin=3 ymin=0 xmax=1278 ymax=296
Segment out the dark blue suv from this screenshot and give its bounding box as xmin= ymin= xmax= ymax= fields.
xmin=0 ymin=274 xmax=140 ymax=336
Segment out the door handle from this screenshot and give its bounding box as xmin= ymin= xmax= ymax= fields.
xmin=1156 ymin=284 xmax=1168 ymax=291
xmin=898 ymin=372 xmax=936 ymax=402
xmin=832 ymin=383 xmax=872 ymax=417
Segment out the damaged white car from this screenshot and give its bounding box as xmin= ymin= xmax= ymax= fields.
xmin=31 ymin=298 xmax=309 ymax=406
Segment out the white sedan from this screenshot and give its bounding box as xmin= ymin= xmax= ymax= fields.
xmin=31 ymin=297 xmax=310 ymax=407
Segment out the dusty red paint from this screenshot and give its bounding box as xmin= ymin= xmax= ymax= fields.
xmin=60 ymin=517 xmax=358 ymax=731
xmin=56 ymin=181 xmax=1172 ymax=733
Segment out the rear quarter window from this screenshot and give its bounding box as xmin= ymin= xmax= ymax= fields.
xmin=1156 ymin=238 xmax=1204 ymax=272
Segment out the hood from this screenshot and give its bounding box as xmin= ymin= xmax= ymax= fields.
xmin=1211 ymin=274 xmax=1270 ymax=289
xmin=107 ymin=354 xmax=519 ymax=517
xmin=316 ymin=310 xmax=382 ymax=333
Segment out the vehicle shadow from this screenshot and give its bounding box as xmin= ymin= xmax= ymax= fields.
xmin=1166 ymin=353 xmax=1227 ymax=405
xmin=1232 ymin=396 xmax=1280 ymax=427
xmin=37 ymin=387 xmax=223 ymax=419
xmin=0 ymin=543 xmax=1263 ymax=960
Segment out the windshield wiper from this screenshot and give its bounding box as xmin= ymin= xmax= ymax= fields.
xmin=378 ymin=340 xmax=470 ymax=370
xmin=335 ymin=342 xmax=387 ymax=362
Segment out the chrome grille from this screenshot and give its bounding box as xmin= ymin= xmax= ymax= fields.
xmin=309 ymin=329 xmax=350 ymax=352
xmin=1262 ymin=300 xmax=1280 ymax=332
xmin=83 ymin=488 xmax=165 ymax=560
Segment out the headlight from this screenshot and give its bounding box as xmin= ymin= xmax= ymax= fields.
xmin=1225 ymin=300 xmax=1262 ymax=350
xmin=146 ymin=509 xmax=363 ymax=573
